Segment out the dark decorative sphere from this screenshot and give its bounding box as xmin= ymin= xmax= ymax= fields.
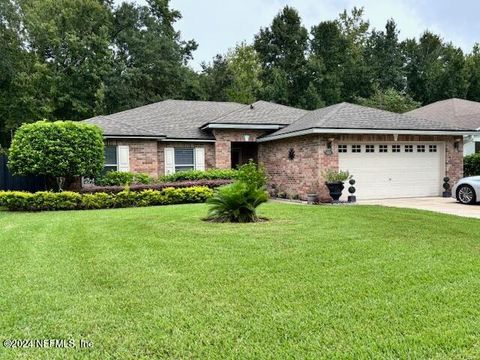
xmin=443 ymin=182 xmax=450 ymax=190
xmin=443 ymin=177 xmax=450 ymax=183
xmin=348 ymin=186 xmax=356 ymax=194
xmin=349 ymin=179 xmax=356 ymax=185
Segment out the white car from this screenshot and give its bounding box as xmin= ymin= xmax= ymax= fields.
xmin=452 ymin=176 xmax=480 ymax=205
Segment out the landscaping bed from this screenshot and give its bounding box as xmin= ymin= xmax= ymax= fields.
xmin=80 ymin=179 xmax=232 ymax=194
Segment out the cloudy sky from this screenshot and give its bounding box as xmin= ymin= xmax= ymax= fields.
xmin=123 ymin=0 xmax=480 ymax=70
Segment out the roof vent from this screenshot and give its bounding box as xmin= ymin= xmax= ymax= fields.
xmin=250 ymin=104 xmax=254 ymax=110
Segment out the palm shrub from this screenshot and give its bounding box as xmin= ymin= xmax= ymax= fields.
xmin=206 ymin=161 xmax=268 ymax=223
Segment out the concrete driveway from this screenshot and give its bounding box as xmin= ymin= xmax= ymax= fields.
xmin=360 ymin=197 xmax=480 ymax=219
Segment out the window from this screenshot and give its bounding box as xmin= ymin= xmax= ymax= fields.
xmin=174 ymin=148 xmax=195 ymax=172
xmin=338 ymin=145 xmax=347 ymax=153
xmin=417 ymin=145 xmax=425 ymax=152
xmin=366 ymin=145 xmax=375 ymax=153
xmin=351 ymin=145 xmax=361 ymax=153
xmin=429 ymin=145 xmax=437 ymax=153
xmin=405 ymin=145 xmax=413 ymax=152
xmin=379 ymin=145 xmax=388 ymax=153
xmin=392 ymin=145 xmax=401 ymax=153
xmin=104 ymin=145 xmax=118 ymax=172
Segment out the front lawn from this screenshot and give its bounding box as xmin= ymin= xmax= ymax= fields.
xmin=0 ymin=203 xmax=479 ymax=359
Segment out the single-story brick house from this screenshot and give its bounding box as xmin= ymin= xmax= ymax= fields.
xmin=407 ymin=98 xmax=480 ymax=156
xmin=84 ymin=100 xmax=475 ymax=200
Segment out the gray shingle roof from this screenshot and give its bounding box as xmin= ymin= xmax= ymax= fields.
xmin=84 ymin=99 xmax=473 ymax=141
xmin=406 ymin=98 xmax=480 ymax=130
xmin=203 ymin=100 xmax=308 ymax=126
xmin=83 ymin=100 xmax=244 ymax=139
xmin=264 ymin=102 xmax=469 ymax=139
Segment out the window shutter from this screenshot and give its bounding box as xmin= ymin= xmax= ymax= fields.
xmin=195 ymin=147 xmax=205 ymax=171
xmin=164 ymin=147 xmax=175 ymax=174
xmin=117 ymin=145 xmax=130 ymax=172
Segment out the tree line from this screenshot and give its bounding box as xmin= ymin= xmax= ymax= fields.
xmin=1 ymin=0 xmax=480 ymax=147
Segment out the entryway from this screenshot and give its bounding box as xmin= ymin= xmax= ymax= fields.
xmin=231 ymin=142 xmax=258 ymax=169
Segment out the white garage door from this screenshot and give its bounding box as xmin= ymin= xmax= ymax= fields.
xmin=338 ymin=143 xmax=445 ymax=200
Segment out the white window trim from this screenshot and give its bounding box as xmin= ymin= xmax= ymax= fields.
xmin=105 ymin=145 xmax=119 ymax=171
xmin=165 ymin=147 xmax=206 ymax=174
xmin=174 ymin=148 xmax=196 ymax=172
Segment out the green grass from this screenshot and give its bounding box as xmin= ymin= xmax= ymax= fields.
xmin=0 ymin=202 xmax=479 ymax=359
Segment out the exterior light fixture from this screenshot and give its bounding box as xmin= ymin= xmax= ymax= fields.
xmin=454 ymin=138 xmax=461 ymax=151
xmin=244 ymin=134 xmax=251 ymax=142
xmin=324 ymin=138 xmax=334 ymax=155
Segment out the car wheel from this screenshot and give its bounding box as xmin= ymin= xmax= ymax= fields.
xmin=456 ymin=184 xmax=477 ymax=205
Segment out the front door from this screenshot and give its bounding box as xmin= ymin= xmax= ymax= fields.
xmin=231 ymin=142 xmax=258 ymax=169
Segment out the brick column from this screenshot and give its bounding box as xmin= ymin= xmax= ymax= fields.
xmin=445 ymin=136 xmax=464 ymax=185
xmin=215 ymin=140 xmax=231 ymax=169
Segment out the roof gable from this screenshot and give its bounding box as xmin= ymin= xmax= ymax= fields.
xmin=203 ymin=100 xmax=308 ymax=127
xmin=407 ymin=98 xmax=480 ymax=130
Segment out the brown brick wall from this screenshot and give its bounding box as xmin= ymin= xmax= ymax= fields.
xmin=212 ymin=129 xmax=268 ymax=169
xmin=258 ymin=133 xmax=464 ymax=200
xmin=106 ymin=139 xmax=215 ymax=177
xmin=445 ymin=136 xmax=464 ymax=185
xmin=258 ymin=135 xmax=325 ymax=200
xmin=107 ymin=139 xmax=159 ymax=177
xmin=107 ymin=134 xmax=464 ymax=197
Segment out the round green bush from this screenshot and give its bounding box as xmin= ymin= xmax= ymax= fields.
xmin=8 ymin=121 xmax=104 ymax=190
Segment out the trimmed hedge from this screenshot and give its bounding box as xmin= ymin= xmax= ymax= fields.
xmin=159 ymin=169 xmax=237 ymax=182
xmin=0 ymin=187 xmax=213 ymax=211
xmin=464 ymin=153 xmax=480 ymax=176
xmin=95 ymin=171 xmax=153 ymax=186
xmin=81 ymin=179 xmax=232 ymax=194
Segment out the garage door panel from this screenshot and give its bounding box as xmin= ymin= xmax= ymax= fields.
xmin=338 ymin=143 xmax=444 ymax=200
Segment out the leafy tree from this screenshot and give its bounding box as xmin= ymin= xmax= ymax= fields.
xmin=106 ymin=0 xmax=198 ymax=112
xmin=0 ymin=0 xmax=51 ymax=145
xmin=365 ymin=19 xmax=405 ymax=91
xmin=22 ymin=0 xmax=113 ymax=120
xmin=225 ymin=43 xmax=262 ymax=104
xmin=262 ymin=68 xmax=290 ymax=105
xmin=254 ymin=6 xmax=309 ymax=107
xmin=404 ymin=32 xmax=468 ymax=104
xmin=465 ymin=44 xmax=480 ymax=101
xmin=309 ymin=20 xmax=346 ymax=105
xmin=199 ymin=54 xmax=234 ymax=102
xmin=336 ymin=7 xmax=373 ymax=100
xmin=355 ymin=87 xmax=421 ymax=113
xmin=8 ymin=121 xmax=104 ymax=190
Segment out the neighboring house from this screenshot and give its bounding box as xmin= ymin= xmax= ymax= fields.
xmin=84 ymin=99 xmax=474 ymax=200
xmin=407 ymin=98 xmax=480 ymax=156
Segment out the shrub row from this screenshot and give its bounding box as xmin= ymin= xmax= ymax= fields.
xmin=159 ymin=169 xmax=238 ymax=182
xmin=95 ymin=171 xmax=152 ymax=186
xmin=0 ymin=186 xmax=213 ymax=211
xmin=81 ymin=179 xmax=232 ymax=194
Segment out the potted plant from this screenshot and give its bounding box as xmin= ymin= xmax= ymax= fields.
xmin=323 ymin=169 xmax=352 ymax=202
xmin=306 ymin=188 xmax=318 ymax=204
